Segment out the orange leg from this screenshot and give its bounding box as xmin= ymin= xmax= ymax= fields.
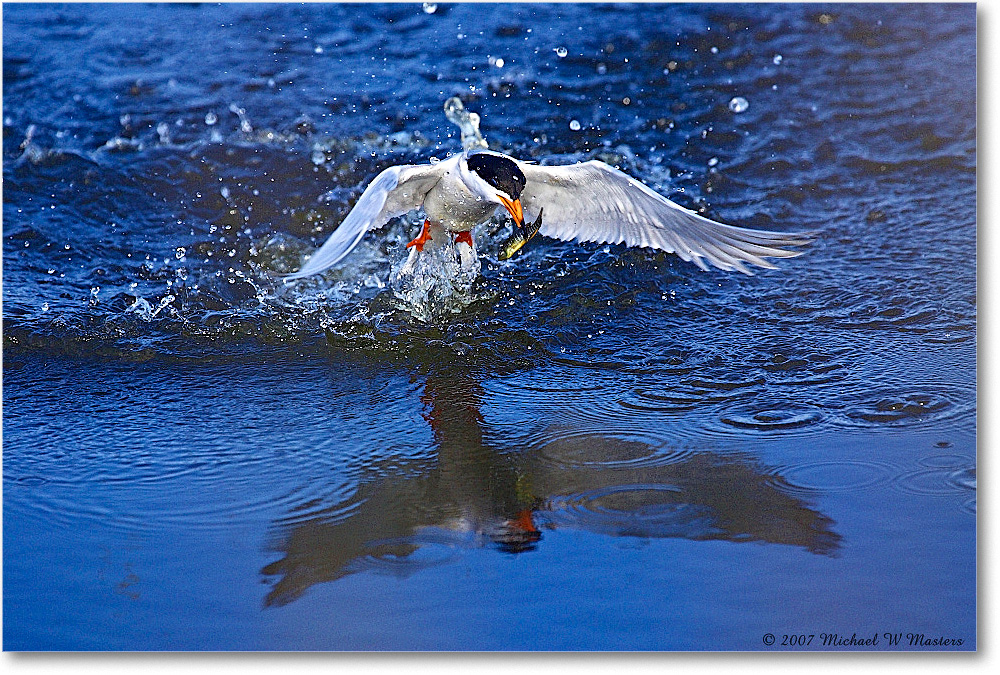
xmin=406 ymin=219 xmax=433 ymax=251
xmin=454 ymin=231 xmax=474 ymax=247
xmin=510 ymin=509 xmax=538 ymax=534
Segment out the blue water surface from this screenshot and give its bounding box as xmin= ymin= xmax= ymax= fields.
xmin=2 ymin=3 xmax=976 ymax=650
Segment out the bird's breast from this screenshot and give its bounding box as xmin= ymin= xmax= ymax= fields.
xmin=422 ymin=175 xmax=497 ymax=232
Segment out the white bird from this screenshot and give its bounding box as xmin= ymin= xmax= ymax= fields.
xmin=283 ymin=147 xmax=812 ymax=281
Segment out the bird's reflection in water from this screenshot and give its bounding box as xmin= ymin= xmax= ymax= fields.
xmin=261 ymin=370 xmax=840 ymax=607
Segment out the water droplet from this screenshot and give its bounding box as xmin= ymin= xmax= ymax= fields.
xmin=422 ymin=2 xmax=437 ymax=14
xmin=204 ymin=111 xmax=218 ymax=126
xmin=495 ymin=57 xmax=505 ymax=68
xmin=773 ymin=54 xmax=783 ymax=65
xmin=555 ymin=46 xmax=568 ymax=58
xmin=41 ymin=302 xmax=49 ymax=312
xmin=710 ymin=46 xmax=719 ymax=54
xmin=314 ymin=45 xmax=324 ymax=54
xmin=569 ymin=119 xmax=581 ymax=131
xmin=708 ymin=157 xmax=719 ymax=167
xmin=596 ymin=63 xmax=607 ymax=75
xmin=175 ymin=247 xmax=186 ymax=260
xmin=728 ymin=96 xmax=749 ymax=113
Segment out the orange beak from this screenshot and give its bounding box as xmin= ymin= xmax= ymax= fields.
xmin=497 ymin=195 xmax=525 ymax=229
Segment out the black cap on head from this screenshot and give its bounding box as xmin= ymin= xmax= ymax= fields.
xmin=467 ymin=153 xmax=526 ymax=199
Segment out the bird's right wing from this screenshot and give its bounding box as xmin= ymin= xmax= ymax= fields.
xmin=516 ymin=160 xmax=813 ymax=275
xmin=283 ymin=163 xmax=445 ymax=280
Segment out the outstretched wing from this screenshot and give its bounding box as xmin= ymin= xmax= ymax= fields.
xmin=284 ymin=163 xmax=445 ymax=280
xmin=516 ymin=160 xmax=813 ymax=275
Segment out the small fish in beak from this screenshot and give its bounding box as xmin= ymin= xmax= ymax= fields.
xmin=499 ymin=208 xmax=544 ymax=261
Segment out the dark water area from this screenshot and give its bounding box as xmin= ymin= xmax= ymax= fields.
xmin=2 ymin=3 xmax=975 ymax=650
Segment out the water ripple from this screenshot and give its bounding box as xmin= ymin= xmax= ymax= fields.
xmin=893 ymin=465 xmax=976 ymax=498
xmin=529 ymin=430 xmax=700 ymax=471
xmin=719 ymin=408 xmax=825 ymax=431
xmin=348 ymin=529 xmax=471 ymax=576
xmin=840 ymin=384 xmax=974 ymax=428
xmin=543 ymin=484 xmax=713 ymax=539
xmin=775 ymin=460 xmax=896 ymax=495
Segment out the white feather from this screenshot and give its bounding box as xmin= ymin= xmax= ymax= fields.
xmin=515 ymin=159 xmax=813 ymax=275
xmin=283 ymin=162 xmax=446 ymax=280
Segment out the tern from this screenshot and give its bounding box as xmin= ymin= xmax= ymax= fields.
xmin=285 ymin=141 xmax=811 ymax=282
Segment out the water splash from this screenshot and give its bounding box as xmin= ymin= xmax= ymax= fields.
xmin=443 ymin=97 xmax=488 ymax=151
xmin=388 ymin=224 xmax=481 ymax=323
xmin=125 ymin=294 xmax=176 ymax=321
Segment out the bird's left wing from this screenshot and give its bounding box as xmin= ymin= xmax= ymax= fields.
xmin=284 ymin=163 xmax=445 ymax=280
xmin=516 ymin=160 xmax=812 ymax=275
